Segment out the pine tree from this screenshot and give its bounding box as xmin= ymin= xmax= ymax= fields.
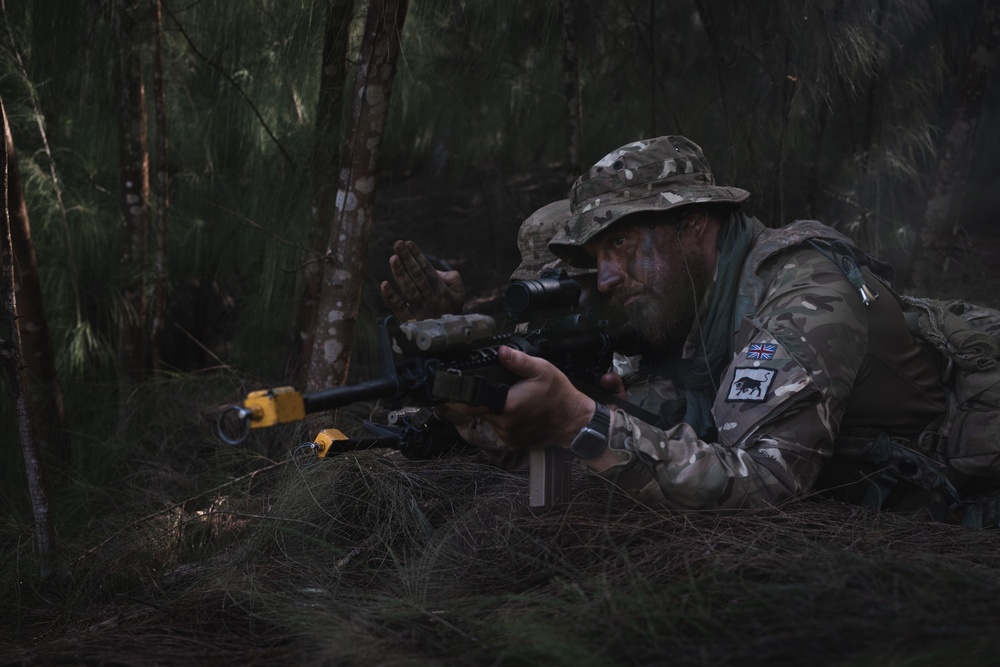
xmin=307 ymin=0 xmax=409 ymax=390
xmin=113 ymin=0 xmax=150 ymax=386
xmin=0 ymin=97 xmax=55 ymax=577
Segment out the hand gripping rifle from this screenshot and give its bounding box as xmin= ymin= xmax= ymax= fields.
xmin=216 ymin=271 xmax=643 ymax=508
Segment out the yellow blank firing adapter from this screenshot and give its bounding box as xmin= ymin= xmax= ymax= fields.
xmin=311 ymin=428 xmax=350 ymax=459
xmin=216 ymin=386 xmax=306 ymax=445
xmin=292 ymin=428 xmax=349 ymax=466
xmin=244 ymin=386 xmax=306 ymax=427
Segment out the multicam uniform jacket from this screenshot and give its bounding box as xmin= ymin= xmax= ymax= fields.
xmin=599 ymin=220 xmax=947 ymax=511
xmin=613 ymin=352 xmax=681 ymax=420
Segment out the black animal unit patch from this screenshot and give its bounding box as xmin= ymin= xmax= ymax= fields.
xmin=726 ymin=368 xmax=776 ymax=402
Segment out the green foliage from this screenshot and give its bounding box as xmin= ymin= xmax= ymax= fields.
xmin=385 ymin=1 xmax=565 ymax=175
xmin=0 ymin=0 xmax=993 ymax=389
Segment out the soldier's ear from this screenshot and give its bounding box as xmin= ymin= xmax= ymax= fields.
xmin=675 ymin=206 xmax=708 ymax=237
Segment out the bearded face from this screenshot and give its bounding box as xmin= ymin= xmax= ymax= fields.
xmin=586 ymin=211 xmax=713 ymax=348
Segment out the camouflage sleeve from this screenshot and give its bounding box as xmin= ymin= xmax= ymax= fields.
xmin=596 ymin=248 xmax=868 ymax=511
xmin=613 ymin=351 xmax=681 ymax=415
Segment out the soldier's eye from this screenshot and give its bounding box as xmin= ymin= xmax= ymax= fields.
xmin=613 ymin=236 xmax=626 ymax=248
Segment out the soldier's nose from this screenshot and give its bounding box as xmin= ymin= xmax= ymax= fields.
xmin=597 ymin=256 xmax=624 ymax=293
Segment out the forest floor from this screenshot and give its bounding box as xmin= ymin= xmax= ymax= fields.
xmin=4 ymin=170 xmax=1000 ymax=666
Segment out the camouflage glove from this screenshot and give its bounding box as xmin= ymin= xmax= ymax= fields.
xmin=380 ymin=239 xmax=465 ymax=320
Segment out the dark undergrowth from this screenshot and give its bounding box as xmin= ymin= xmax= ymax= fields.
xmin=3 ymin=371 xmax=1000 ymax=667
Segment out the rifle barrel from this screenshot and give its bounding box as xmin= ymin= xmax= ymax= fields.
xmin=303 ymin=376 xmax=401 ymax=414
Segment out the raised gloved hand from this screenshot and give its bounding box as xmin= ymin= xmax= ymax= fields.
xmin=379 ymin=239 xmax=465 ymax=321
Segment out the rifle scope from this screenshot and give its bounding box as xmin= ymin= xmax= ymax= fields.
xmin=505 ymin=276 xmax=581 ymax=317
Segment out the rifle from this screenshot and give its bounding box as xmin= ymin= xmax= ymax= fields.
xmin=217 ymin=271 xmax=643 ymax=508
xmin=290 ymin=408 xmax=471 ymax=466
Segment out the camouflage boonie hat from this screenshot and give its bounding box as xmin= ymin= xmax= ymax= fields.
xmin=510 ymin=199 xmax=596 ymax=280
xmin=549 ymin=135 xmax=750 ymax=267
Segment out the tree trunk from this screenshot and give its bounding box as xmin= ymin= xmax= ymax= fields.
xmin=0 ymin=97 xmax=55 ymax=578
xmin=114 ymin=0 xmax=150 ymax=383
xmin=293 ymin=0 xmax=355 ymax=386
xmin=908 ymin=0 xmax=999 ymax=290
xmin=774 ymin=37 xmax=796 ymax=230
xmin=562 ymin=0 xmax=582 ymax=185
xmin=150 ymin=0 xmax=168 ymax=371
xmin=853 ymin=0 xmax=889 ymax=255
xmin=692 ymin=0 xmax=735 ymax=177
xmin=2 ymin=93 xmax=67 ymax=466
xmin=306 ymin=0 xmax=409 ymax=391
xmin=647 ymin=0 xmax=656 ymax=137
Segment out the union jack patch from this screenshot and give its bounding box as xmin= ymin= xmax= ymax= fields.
xmin=747 ymin=343 xmax=776 ymax=360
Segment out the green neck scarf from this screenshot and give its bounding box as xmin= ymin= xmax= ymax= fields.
xmin=655 ymin=211 xmax=758 ymax=439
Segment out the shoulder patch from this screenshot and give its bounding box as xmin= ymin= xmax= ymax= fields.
xmin=747 ymin=343 xmax=776 ymax=359
xmin=726 ymin=368 xmax=777 ymax=402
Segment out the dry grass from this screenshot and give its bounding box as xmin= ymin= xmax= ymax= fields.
xmin=3 ymin=373 xmax=1000 ymax=666
xmin=5 ymin=456 xmax=1000 ymax=665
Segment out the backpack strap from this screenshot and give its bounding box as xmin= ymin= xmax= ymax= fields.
xmin=804 ymin=239 xmax=883 ymax=307
xmin=833 ymin=430 xmax=964 ymax=514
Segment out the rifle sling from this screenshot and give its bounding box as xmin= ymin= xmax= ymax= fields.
xmin=431 ymin=370 xmax=509 ymax=414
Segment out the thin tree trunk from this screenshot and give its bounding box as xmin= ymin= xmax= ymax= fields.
xmin=774 ymin=37 xmax=796 ymax=229
xmin=293 ymin=0 xmax=355 ymax=386
xmin=805 ymin=95 xmax=830 ymax=220
xmin=648 ymin=0 xmax=656 ymax=137
xmin=909 ymin=0 xmax=999 ymax=290
xmin=807 ymin=2 xmax=845 ymax=220
xmin=114 ymin=0 xmax=150 ymax=384
xmin=692 ymin=0 xmax=735 ymax=177
xmin=3 ymin=93 xmax=67 ymax=466
xmin=0 ymin=97 xmax=55 ymax=578
xmin=80 ymin=0 xmax=102 ymax=106
xmin=562 ymin=0 xmax=582 ymax=185
xmin=859 ymin=0 xmax=888 ymax=156
xmin=150 ymin=0 xmax=168 ymax=371
xmin=854 ymin=0 xmax=889 ymax=255
xmin=306 ymin=0 xmax=409 ymax=391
